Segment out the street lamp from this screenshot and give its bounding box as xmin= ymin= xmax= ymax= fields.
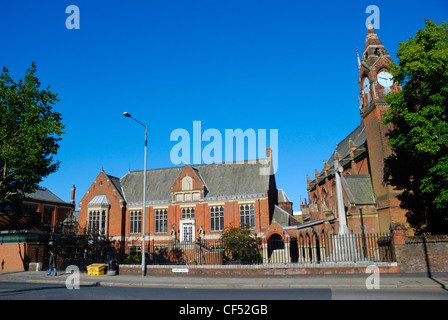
xmin=123 ymin=111 xmax=148 ymax=276
xmin=359 ymin=207 xmax=367 ymax=258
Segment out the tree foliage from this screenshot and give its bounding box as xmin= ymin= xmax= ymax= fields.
xmin=383 ymin=20 xmax=448 ymax=234
xmin=0 ymin=63 xmax=64 ymax=203
xmin=220 ymin=224 xmax=260 ymax=263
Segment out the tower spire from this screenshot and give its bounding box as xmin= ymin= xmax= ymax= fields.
xmin=363 ymin=21 xmax=390 ymax=62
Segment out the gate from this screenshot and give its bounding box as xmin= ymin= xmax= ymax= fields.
xmin=43 ymin=232 xmax=117 ymax=271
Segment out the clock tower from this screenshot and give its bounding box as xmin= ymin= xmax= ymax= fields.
xmin=357 ymin=21 xmax=408 ymax=232
xmin=358 ymin=20 xmax=400 ymax=111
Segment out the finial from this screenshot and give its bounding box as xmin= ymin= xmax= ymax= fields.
xmin=356 ymin=47 xmax=361 ymax=72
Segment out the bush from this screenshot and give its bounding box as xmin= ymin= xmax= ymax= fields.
xmin=122 ymin=254 xmax=141 ymax=264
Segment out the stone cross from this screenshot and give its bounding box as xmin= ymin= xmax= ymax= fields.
xmin=334 ymin=159 xmax=349 ymax=235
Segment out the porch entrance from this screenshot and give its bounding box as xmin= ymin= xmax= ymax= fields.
xmin=266 ymin=233 xmax=290 ymax=263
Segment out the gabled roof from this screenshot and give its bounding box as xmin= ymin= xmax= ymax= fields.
xmin=277 ymin=189 xmax=291 ymax=203
xmin=120 ymin=160 xmax=272 ymax=205
xmin=272 ymin=205 xmax=301 ymax=227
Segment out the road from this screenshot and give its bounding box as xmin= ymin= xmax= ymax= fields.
xmin=1 ymin=282 xmax=446 ymax=319
xmin=1 ymin=281 xmax=447 ymax=300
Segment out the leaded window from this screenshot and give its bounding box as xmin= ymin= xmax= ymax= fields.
xmin=155 ymin=209 xmax=168 ymax=233
xmin=239 ymin=204 xmax=255 ymax=229
xmin=210 ymin=206 xmax=224 ymax=231
xmin=181 ymin=207 xmax=195 ymax=219
xmin=130 ymin=210 xmax=142 ymax=234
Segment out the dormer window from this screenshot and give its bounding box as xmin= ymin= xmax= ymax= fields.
xmin=174 ymin=176 xmax=202 ymax=203
xmin=172 ymin=166 xmax=206 ymax=203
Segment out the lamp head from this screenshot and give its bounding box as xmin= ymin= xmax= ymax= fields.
xmin=123 ymin=112 xmax=131 ymax=117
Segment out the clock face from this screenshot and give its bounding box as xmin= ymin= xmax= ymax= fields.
xmin=363 ymin=77 xmax=371 ymax=93
xmin=377 ymin=71 xmax=393 ymax=87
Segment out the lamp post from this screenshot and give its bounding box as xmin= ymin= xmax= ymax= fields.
xmin=123 ymin=112 xmax=147 ymax=276
xmin=359 ymin=207 xmax=368 ymax=258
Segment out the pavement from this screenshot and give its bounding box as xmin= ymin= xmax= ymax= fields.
xmin=1 ymin=270 xmax=448 ymax=290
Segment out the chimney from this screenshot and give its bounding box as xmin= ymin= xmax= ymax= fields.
xmin=266 ymin=147 xmax=272 ymax=159
xmin=71 ymin=185 xmax=76 ymax=205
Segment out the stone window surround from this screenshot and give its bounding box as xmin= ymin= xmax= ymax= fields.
xmin=87 ymin=203 xmax=109 ymax=235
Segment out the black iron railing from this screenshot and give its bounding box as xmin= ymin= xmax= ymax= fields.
xmin=130 ymin=232 xmax=395 ymax=266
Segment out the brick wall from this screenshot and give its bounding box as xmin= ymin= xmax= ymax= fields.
xmin=119 ymin=264 xmax=400 ymax=275
xmin=0 ymin=243 xmax=28 ymax=271
xmin=393 ymin=234 xmax=448 ymax=273
xmin=78 ymin=170 xmax=125 ymax=236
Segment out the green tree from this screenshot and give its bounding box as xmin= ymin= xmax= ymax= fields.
xmin=0 ymin=63 xmax=64 ymax=203
xmin=382 ymin=20 xmax=448 ymax=234
xmin=220 ymin=224 xmax=260 ymax=263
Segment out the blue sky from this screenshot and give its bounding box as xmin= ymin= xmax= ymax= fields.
xmin=1 ymin=0 xmax=447 ymax=209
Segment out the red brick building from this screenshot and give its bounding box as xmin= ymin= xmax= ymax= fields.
xmin=297 ymin=23 xmax=410 ymax=237
xmin=78 ymin=148 xmax=299 ymax=256
xmin=0 ymin=187 xmax=76 ymax=271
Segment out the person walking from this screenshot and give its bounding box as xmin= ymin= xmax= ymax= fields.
xmin=47 ymin=251 xmax=57 ymax=276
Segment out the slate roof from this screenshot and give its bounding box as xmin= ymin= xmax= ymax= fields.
xmin=88 ymin=195 xmax=111 ymax=206
xmin=107 ymin=175 xmax=124 ymax=199
xmin=272 ymin=205 xmax=301 ymax=227
xmin=277 ymin=189 xmax=291 ymax=203
xmin=341 ymin=175 xmax=376 ymax=205
xmin=328 ymin=120 xmax=367 ymax=165
xmin=121 ymin=167 xmax=183 ymax=204
xmin=24 ymin=188 xmax=72 ymax=206
xmin=120 ymin=160 xmax=272 ymax=205
xmin=309 ymin=120 xmax=368 ymax=189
